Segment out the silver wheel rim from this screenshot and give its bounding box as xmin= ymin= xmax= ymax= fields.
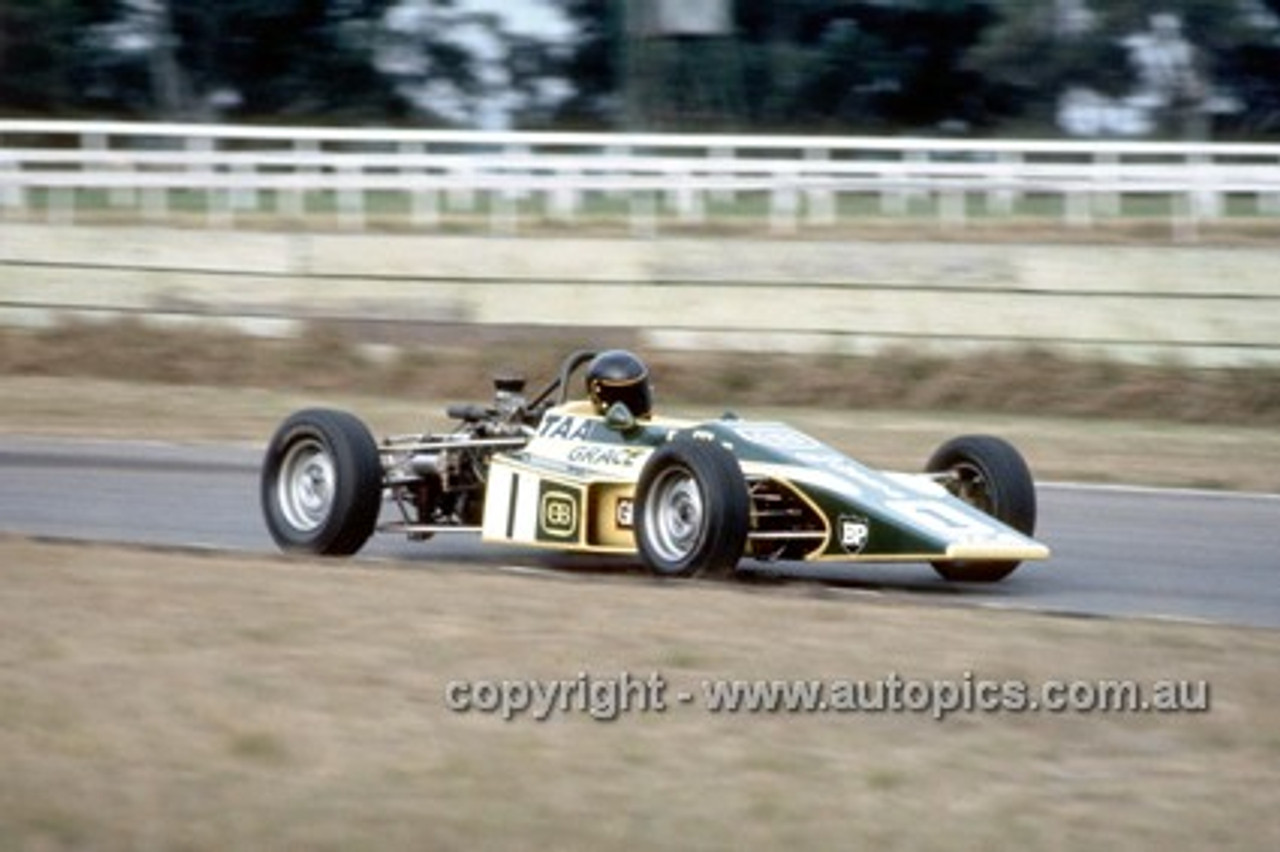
xmin=277 ymin=438 xmax=336 ymax=532
xmin=644 ymin=466 xmax=704 ymax=563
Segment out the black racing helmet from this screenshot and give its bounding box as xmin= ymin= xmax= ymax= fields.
xmin=585 ymin=350 xmax=652 ymax=419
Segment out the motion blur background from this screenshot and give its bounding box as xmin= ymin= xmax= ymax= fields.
xmin=1 ymin=0 xmax=1278 ymax=397
xmin=3 ymin=0 xmax=1279 ymax=137
xmin=2 ymin=6 xmax=1279 ymax=852
xmin=2 ymin=0 xmax=1278 ymax=410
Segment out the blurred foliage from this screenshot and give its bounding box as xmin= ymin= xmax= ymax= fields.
xmin=540 ymin=0 xmax=618 ymax=128
xmin=549 ymin=0 xmax=1280 ymax=136
xmin=94 ymin=0 xmax=412 ymax=121
xmin=974 ymin=0 xmax=1280 ymax=136
xmin=0 ymin=0 xmax=116 ymax=113
xmin=734 ymin=1 xmax=997 ymax=131
xmin=0 ymin=0 xmax=1278 ymax=136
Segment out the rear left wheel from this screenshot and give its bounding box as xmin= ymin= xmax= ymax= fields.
xmin=261 ymin=408 xmax=383 ymax=556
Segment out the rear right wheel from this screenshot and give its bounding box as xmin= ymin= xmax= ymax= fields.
xmin=261 ymin=408 xmax=383 ymax=556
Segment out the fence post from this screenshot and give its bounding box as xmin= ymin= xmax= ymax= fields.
xmin=290 ymin=138 xmax=320 ymax=223
xmin=0 ymin=158 xmax=19 ymax=214
xmin=490 ymin=178 xmax=519 ymax=236
xmin=1172 ymin=192 xmax=1199 ymax=243
xmin=629 ymin=187 xmax=656 ymax=238
xmin=549 ymin=173 xmax=579 ymax=224
xmin=1189 ymin=153 xmax=1223 ymax=222
xmin=48 ymin=187 xmax=75 ymax=226
xmin=448 ymin=162 xmax=477 ymax=213
xmin=142 ymin=184 xmax=168 ymax=223
xmin=1065 ymin=190 xmax=1092 ymax=229
xmin=710 ymin=145 xmax=735 ymax=205
xmin=770 ymin=183 xmax=799 ymax=234
xmin=671 ymin=167 xmax=705 ymax=225
xmin=988 ymin=151 xmax=1019 ymax=216
xmin=188 ymin=133 xmax=215 ymax=226
xmin=232 ymin=162 xmax=258 ymax=213
xmin=208 ymin=173 xmax=233 ymax=229
xmin=805 ymin=148 xmax=835 ymax=226
xmin=1093 ymin=151 xmax=1120 ymax=219
xmin=938 ymin=188 xmax=966 ymax=229
xmin=881 ymin=151 xmax=922 ymax=216
xmin=411 ymin=179 xmax=439 ymax=229
xmin=336 ymin=163 xmax=365 ymax=230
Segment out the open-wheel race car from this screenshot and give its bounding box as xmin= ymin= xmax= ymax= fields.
xmin=261 ymin=350 xmax=1049 ymax=582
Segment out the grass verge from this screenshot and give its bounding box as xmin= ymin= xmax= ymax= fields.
xmin=0 ymin=537 xmax=1276 ymax=852
xmin=2 ymin=319 xmax=1278 ymax=427
xmin=1 ymin=319 xmax=1277 ymax=491
xmin=2 ymin=374 xmax=1277 ymax=492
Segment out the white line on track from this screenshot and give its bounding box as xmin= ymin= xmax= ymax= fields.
xmin=1042 ymin=481 xmax=1279 ymax=501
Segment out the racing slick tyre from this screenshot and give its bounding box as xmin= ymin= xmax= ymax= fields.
xmin=925 ymin=435 xmax=1037 ymax=583
xmin=634 ymin=436 xmax=750 ymax=579
xmin=261 ymin=408 xmax=383 ymax=556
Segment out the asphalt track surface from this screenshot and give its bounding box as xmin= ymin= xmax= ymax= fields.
xmin=1 ymin=437 xmax=1276 ymax=629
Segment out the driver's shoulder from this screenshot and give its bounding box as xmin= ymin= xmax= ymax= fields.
xmin=555 ymin=400 xmax=598 ymax=418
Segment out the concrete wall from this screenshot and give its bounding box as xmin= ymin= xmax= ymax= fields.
xmin=1 ymin=224 xmax=1276 ymax=366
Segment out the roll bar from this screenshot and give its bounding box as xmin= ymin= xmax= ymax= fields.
xmin=526 ymin=349 xmax=599 ymax=413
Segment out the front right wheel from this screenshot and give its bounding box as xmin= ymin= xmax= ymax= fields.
xmin=634 ymin=437 xmax=749 ymax=579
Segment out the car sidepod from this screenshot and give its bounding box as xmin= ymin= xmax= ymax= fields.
xmin=707 ymin=421 xmax=1050 ymax=564
xmin=480 ymin=407 xmax=667 ymax=553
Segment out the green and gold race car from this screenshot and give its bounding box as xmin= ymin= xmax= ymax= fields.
xmin=262 ymin=349 xmax=1049 ymax=582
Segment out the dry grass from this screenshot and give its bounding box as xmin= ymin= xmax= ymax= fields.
xmin=2 ymin=320 xmax=1277 ymax=427
xmin=0 ymin=537 xmax=1276 ymax=852
xmin=11 ymin=202 xmax=1280 ymax=245
xmin=1 ymin=374 xmax=1278 ymax=491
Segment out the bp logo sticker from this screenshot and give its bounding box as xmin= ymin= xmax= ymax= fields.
xmin=538 ymin=484 xmax=580 ymax=541
xmin=839 ymin=515 xmax=871 ymax=554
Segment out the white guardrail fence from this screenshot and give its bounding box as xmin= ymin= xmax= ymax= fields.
xmin=2 ymin=120 xmax=1280 ymax=237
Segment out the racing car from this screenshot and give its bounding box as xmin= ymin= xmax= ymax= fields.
xmin=261 ymin=349 xmax=1049 ymax=581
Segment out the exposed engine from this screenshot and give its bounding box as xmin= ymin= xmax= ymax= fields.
xmin=383 ymin=375 xmax=537 ymax=535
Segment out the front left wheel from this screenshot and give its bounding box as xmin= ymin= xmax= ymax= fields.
xmin=634 ymin=437 xmax=750 ymax=579
xmin=261 ymin=408 xmax=383 ymax=556
xmin=925 ymin=434 xmax=1037 ymax=583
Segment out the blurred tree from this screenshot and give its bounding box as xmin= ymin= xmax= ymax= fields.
xmin=547 ymin=1 xmax=1000 ymax=132
xmin=0 ymin=0 xmax=119 ymax=114
xmin=131 ymin=0 xmax=411 ymax=120
xmin=544 ymin=0 xmax=619 ymax=128
xmin=784 ymin=1 xmax=997 ymax=131
xmin=972 ymin=0 xmax=1280 ymax=137
xmin=3 ymin=0 xmax=418 ymax=121
xmin=500 ymin=29 xmax=576 ymax=128
xmin=1217 ymin=0 xmax=1280 ymax=136
xmin=369 ymin=0 xmax=500 ymax=126
xmin=2 ymin=0 xmax=1276 ymax=137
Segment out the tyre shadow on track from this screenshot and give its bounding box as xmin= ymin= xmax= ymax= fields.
xmin=374 ymin=541 xmax=1011 ymax=600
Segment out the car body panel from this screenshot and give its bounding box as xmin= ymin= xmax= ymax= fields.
xmin=480 ymin=403 xmax=1050 ymax=565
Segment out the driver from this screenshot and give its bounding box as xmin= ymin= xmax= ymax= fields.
xmin=584 ymin=350 xmax=653 ymax=419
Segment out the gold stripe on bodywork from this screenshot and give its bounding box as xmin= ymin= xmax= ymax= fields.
xmin=946 ymin=542 xmax=1051 ymax=561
